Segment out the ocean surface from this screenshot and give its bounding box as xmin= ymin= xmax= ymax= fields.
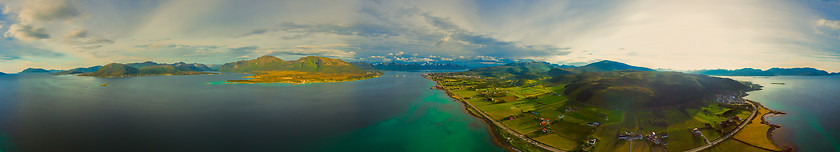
xmin=0 ymin=72 xmax=503 ymax=152
xmin=725 ymin=76 xmax=840 ymax=152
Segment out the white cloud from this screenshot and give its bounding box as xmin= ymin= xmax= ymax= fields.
xmin=816 ymin=18 xmax=840 ymax=29
xmin=3 ymin=24 xmax=50 ymax=40
xmin=12 ymin=0 xmax=80 ymax=23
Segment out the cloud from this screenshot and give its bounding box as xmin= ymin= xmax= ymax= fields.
xmin=15 ymin=0 xmax=80 ymax=22
xmin=264 ymin=48 xmax=356 ymax=59
xmin=815 ymin=18 xmax=840 ymax=39
xmin=0 ymin=39 xmax=64 ymax=60
xmin=816 ymin=18 xmax=840 ymax=30
xmin=3 ymin=24 xmax=50 ymax=40
xmin=1 ymin=0 xmax=839 ymax=73
xmin=62 ymin=29 xmax=114 ymax=48
xmin=294 ymin=44 xmax=348 ymax=49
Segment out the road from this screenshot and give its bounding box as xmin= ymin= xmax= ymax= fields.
xmin=432 ymin=81 xmax=565 ymax=152
xmin=684 ymin=101 xmax=759 ymax=152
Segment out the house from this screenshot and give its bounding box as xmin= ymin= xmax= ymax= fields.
xmin=693 ymin=128 xmax=702 ymax=136
xmin=618 ymin=135 xmax=630 ymax=140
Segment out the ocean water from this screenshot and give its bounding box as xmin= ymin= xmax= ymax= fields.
xmin=725 ymin=76 xmax=840 ymax=151
xmin=0 ymin=72 xmax=502 ymax=152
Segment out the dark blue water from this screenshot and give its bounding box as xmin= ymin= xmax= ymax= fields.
xmin=0 ymin=72 xmax=502 ymax=152
xmin=725 ymin=76 xmax=840 ymax=151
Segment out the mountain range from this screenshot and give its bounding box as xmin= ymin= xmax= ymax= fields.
xmin=18 ymin=68 xmax=61 ymax=74
xmin=80 ymin=62 xmax=211 ymax=78
xmin=690 ymin=67 xmax=837 ymax=76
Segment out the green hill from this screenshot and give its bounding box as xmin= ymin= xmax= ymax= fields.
xmin=560 ymin=70 xmax=749 ymax=108
xmin=464 ymin=62 xmax=559 ymax=79
xmin=82 ymin=63 xmax=138 ymax=77
xmin=218 ymin=55 xmax=369 ymax=74
xmin=574 ymin=60 xmax=654 ymax=72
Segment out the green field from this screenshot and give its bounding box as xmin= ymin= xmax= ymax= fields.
xmin=429 ymin=71 xmax=758 ymax=152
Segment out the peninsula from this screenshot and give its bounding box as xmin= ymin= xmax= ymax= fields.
xmin=427 ymin=60 xmax=781 ymax=152
xmin=218 ymin=55 xmax=382 ymax=83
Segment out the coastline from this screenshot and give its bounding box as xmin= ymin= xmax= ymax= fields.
xmin=225 ymin=72 xmax=383 ymax=84
xmin=427 ymin=76 xmax=519 ymax=151
xmin=425 ymin=75 xmax=555 ymax=152
xmin=754 ymin=102 xmax=794 ymax=152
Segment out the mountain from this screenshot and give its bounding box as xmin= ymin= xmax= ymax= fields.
xmin=831 ymin=72 xmax=840 ymax=76
xmin=19 ymin=68 xmax=59 ymax=74
xmin=465 ymin=61 xmax=559 ymax=79
xmin=83 ymin=63 xmax=138 ymax=77
xmin=126 ymin=61 xmax=160 ymax=68
xmin=691 ymin=67 xmax=832 ymax=76
xmin=0 ymin=72 xmax=6 ymax=75
xmin=172 ymin=62 xmax=212 ymax=71
xmin=55 ymin=66 xmax=103 ymax=75
xmin=573 ymin=60 xmax=654 ymax=72
xmin=125 ymin=61 xmax=211 ymax=71
xmin=219 ymin=56 xmax=382 ymax=83
xmin=371 ymin=62 xmax=468 ymax=71
xmin=218 ymin=56 xmax=368 ymax=73
xmin=559 ymin=70 xmax=751 ymax=108
xmin=351 ymin=62 xmax=377 ymax=71
xmin=81 ymin=63 xmax=207 ymax=78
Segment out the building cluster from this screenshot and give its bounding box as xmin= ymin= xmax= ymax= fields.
xmin=719 ymin=116 xmax=742 ymax=128
xmin=715 ymin=93 xmax=745 ymax=105
xmin=533 ymin=117 xmax=552 ymax=133
xmin=617 ymin=130 xmax=669 ymax=145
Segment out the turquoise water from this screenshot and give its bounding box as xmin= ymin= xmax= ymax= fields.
xmin=0 ymin=72 xmax=502 ymax=151
xmin=725 ymin=76 xmax=840 ymax=151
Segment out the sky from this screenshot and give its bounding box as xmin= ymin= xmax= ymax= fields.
xmin=1 ymin=0 xmax=839 ymax=73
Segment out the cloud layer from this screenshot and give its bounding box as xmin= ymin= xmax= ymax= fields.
xmin=0 ymin=0 xmax=838 ymax=72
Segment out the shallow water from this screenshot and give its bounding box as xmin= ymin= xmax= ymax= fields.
xmin=0 ymin=72 xmax=502 ymax=152
xmin=725 ymin=76 xmax=840 ymax=152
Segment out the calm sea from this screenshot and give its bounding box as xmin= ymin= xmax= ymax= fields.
xmin=725 ymin=76 xmax=840 ymax=152
xmin=0 ymin=72 xmax=502 ymax=152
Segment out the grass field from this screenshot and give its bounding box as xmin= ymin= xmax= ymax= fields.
xmin=431 ymin=74 xmax=755 ymax=152
xmin=533 ymin=134 xmax=579 ymax=151
xmin=702 ymin=139 xmax=773 ymax=152
xmin=732 ymin=105 xmax=783 ymax=151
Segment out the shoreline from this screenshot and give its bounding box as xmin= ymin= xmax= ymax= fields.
xmin=426 ymin=76 xmax=520 ymax=151
xmin=753 ymin=102 xmax=794 ymax=152
xmin=425 ymin=75 xmax=558 ymax=152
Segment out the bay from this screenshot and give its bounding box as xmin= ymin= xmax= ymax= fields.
xmin=725 ymin=76 xmax=840 ymax=152
xmin=0 ymin=72 xmax=502 ymax=152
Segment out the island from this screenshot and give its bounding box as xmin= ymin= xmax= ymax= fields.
xmin=427 ymin=60 xmax=782 ymax=152
xmin=218 ymin=55 xmax=382 ymax=83
xmin=80 ymin=62 xmax=213 ymax=78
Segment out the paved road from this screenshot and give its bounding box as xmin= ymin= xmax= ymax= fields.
xmin=684 ymin=102 xmax=758 ymax=152
xmin=433 ymin=81 xmax=565 ymax=152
